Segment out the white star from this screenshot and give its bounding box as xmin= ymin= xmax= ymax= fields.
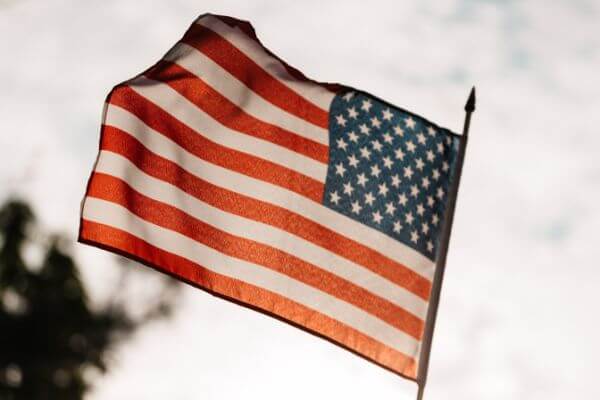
xmin=394 ymin=148 xmax=405 ymax=160
xmin=336 ymin=114 xmax=347 ymax=127
xmin=393 ymin=220 xmax=402 ymax=233
xmin=371 ymin=164 xmax=381 ymax=178
xmin=371 ymin=116 xmax=381 ymax=129
xmin=335 ymin=162 xmax=346 ymax=177
xmin=432 ymin=169 xmax=441 ymax=180
xmin=427 ymin=241 xmax=434 ymax=252
xmin=393 ymin=125 xmax=404 ymax=136
xmin=378 ymin=182 xmax=389 ymax=196
xmin=437 ymin=142 xmax=445 ymax=154
xmin=406 ymin=141 xmax=417 ymax=153
xmin=382 ymin=132 xmax=393 ymax=144
xmin=421 ymin=222 xmax=429 ymax=235
xmin=426 ymin=150 xmax=435 ymax=162
xmin=360 ymin=147 xmax=371 ymax=160
xmin=415 ymin=158 xmax=425 ymax=170
xmin=372 ymin=140 xmax=383 ymax=152
xmin=351 ymin=201 xmax=362 ymax=215
xmin=406 ymin=212 xmax=414 ymax=225
xmin=403 ymin=166 xmax=414 ymax=179
xmin=427 ymin=126 xmax=437 ymax=136
xmin=343 ymin=181 xmax=354 ymax=196
xmin=372 ymin=211 xmax=383 ymax=224
xmin=342 ymin=92 xmax=354 ymax=102
xmin=357 ymin=173 xmax=368 ymax=187
xmin=348 ymin=106 xmax=359 ymax=119
xmin=421 ymin=177 xmax=431 ymax=189
xmin=391 ymin=174 xmax=401 ymax=188
xmin=432 ymin=214 xmax=440 ymax=226
xmin=348 ymin=154 xmax=359 ymax=168
xmin=410 ymin=230 xmax=419 ymax=243
xmin=416 ymin=203 xmax=425 ymax=216
xmin=427 ymin=195 xmax=435 ymax=207
xmin=359 ymin=124 xmax=370 ymax=135
xmin=330 ymin=191 xmax=340 ymax=204
xmin=405 ymin=116 xmax=416 ymax=129
xmin=416 ymin=132 xmax=427 ymax=145
xmin=385 ymin=202 xmax=396 ymax=215
xmin=382 ymin=156 xmax=393 ymax=169
xmin=348 ymin=131 xmax=359 ymax=143
xmin=382 ymin=108 xmax=393 ymax=121
xmin=410 ymin=184 xmax=420 ymax=198
xmin=361 ymin=99 xmax=372 ymax=112
xmin=442 ymin=161 xmax=450 ymax=172
xmin=436 ymin=187 xmax=445 ymax=199
xmin=336 ymin=137 xmax=348 ymax=151
xmin=398 ymin=193 xmax=408 ymax=206
xmin=364 ymin=192 xmax=376 ymax=206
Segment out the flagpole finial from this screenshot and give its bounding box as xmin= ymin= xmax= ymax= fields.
xmin=465 ymin=86 xmax=476 ymax=113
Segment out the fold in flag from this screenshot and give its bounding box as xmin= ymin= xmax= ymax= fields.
xmin=79 ymin=13 xmax=463 ymax=382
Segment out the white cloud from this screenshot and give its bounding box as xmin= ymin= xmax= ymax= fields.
xmin=1 ymin=0 xmax=598 ymax=398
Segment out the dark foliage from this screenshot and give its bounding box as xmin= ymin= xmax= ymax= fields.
xmin=0 ymin=199 xmax=178 ymax=399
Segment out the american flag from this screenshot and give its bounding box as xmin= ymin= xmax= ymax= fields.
xmin=79 ymin=13 xmax=461 ymax=381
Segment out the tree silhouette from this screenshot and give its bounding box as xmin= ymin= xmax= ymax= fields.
xmin=0 ymin=199 xmax=179 ymax=399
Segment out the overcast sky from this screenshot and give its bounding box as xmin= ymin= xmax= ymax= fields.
xmin=1 ymin=0 xmax=599 ymax=399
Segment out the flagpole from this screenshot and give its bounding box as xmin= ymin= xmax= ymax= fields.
xmin=416 ymin=87 xmax=476 ymax=400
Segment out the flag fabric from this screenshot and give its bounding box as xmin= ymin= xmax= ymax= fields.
xmin=79 ymin=13 xmax=461 ymax=381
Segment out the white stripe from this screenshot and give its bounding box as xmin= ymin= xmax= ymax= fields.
xmin=122 ymin=78 xmax=327 ymax=183
xmin=163 ymin=43 xmax=331 ymax=146
xmin=94 ymin=151 xmax=428 ymax=319
xmin=195 ymin=14 xmax=335 ymax=112
xmin=102 ymin=112 xmax=436 ymax=280
xmin=82 ymin=197 xmax=420 ymax=358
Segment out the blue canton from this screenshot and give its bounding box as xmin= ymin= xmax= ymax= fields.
xmin=324 ymin=91 xmax=460 ymax=260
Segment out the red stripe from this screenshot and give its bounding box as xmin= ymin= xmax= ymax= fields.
xmin=87 ymin=173 xmax=424 ymax=339
xmin=79 ymin=219 xmax=418 ymax=379
xmin=108 ymin=86 xmax=324 ymax=202
xmin=181 ymin=24 xmax=330 ymax=129
xmin=98 ymin=126 xmax=432 ymax=300
xmin=145 ymin=60 xmax=329 ymax=163
xmin=213 ymin=15 xmax=342 ymax=93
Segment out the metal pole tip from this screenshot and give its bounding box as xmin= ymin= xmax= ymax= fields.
xmin=465 ymin=86 xmax=476 ymax=112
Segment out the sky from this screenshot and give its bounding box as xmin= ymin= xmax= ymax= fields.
xmin=1 ymin=0 xmax=599 ymax=399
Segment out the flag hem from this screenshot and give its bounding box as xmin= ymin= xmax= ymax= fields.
xmin=77 ymin=230 xmax=419 ymax=383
